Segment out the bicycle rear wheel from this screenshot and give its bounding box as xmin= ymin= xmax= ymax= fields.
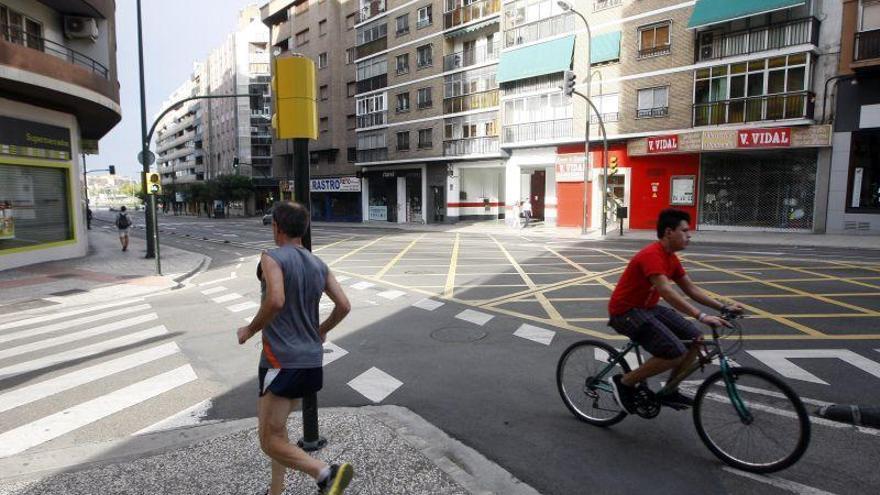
xmin=556 ymin=340 xmax=630 ymax=426
xmin=693 ymin=367 xmax=811 ymax=473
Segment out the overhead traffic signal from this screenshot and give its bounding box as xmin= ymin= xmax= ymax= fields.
xmin=108 ymin=165 xmax=116 ymax=175
xmin=145 ymin=172 xmax=162 ymax=195
xmin=271 ymin=54 xmax=318 ymax=140
xmin=562 ymin=70 xmax=577 ymax=97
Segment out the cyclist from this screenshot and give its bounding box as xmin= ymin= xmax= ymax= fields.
xmin=608 ymin=208 xmax=742 ymax=413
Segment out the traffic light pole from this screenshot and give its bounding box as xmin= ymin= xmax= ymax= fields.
xmin=151 ymin=193 xmax=161 ymax=275
xmin=136 ymin=0 xmax=155 ymax=259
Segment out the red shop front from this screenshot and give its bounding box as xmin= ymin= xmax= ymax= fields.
xmin=554 ymin=143 xmax=629 ymax=229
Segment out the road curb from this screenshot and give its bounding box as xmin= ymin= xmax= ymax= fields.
xmin=817 ymin=404 xmax=880 ymax=428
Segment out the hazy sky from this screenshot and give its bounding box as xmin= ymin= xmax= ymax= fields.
xmin=91 ymin=0 xmax=259 ymax=178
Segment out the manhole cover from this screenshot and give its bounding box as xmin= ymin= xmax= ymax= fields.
xmin=430 ymin=326 xmax=487 ymax=343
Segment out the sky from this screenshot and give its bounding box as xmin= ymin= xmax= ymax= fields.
xmin=91 ymin=0 xmax=259 ymax=178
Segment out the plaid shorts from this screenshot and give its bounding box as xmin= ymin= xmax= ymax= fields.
xmin=608 ymin=306 xmax=702 ymax=359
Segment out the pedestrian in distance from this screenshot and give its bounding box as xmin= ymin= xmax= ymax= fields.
xmin=115 ymin=206 xmax=131 ymax=252
xmin=520 ymin=197 xmax=532 ymax=228
xmin=237 ymin=201 xmax=354 ymax=495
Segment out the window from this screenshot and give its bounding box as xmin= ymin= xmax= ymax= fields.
xmin=417 ymin=5 xmax=433 ymax=29
xmin=346 ymin=13 xmax=357 ymax=30
xmin=357 ymin=130 xmax=386 ymax=150
xmin=444 ymin=66 xmax=497 ymax=97
xmin=397 ymin=131 xmax=410 ymax=150
xmin=593 ymin=0 xmax=622 ymax=12
xmin=396 ymin=14 xmax=410 ymax=36
xmin=638 ymin=21 xmax=671 ymax=58
xmin=417 ymin=87 xmax=433 ymax=108
xmin=347 ymin=147 xmax=357 ymax=162
xmin=320 ymin=85 xmax=329 ymax=100
xmin=0 ymin=6 xmax=43 ymax=51
xmin=318 ymin=52 xmax=328 ymax=69
xmin=347 ymin=114 xmax=357 ymax=130
xmin=320 ymin=117 xmax=329 ymax=133
xmin=591 ymin=93 xmax=620 ymax=123
xmin=356 ymin=56 xmax=387 ymax=80
xmin=396 ymin=53 xmax=409 ymax=74
xmin=347 ymin=81 xmax=358 ymax=97
xmin=310 ymin=151 xmax=320 ymax=164
xmin=416 ymin=44 xmax=433 ymax=68
xmin=319 ymin=19 xmax=328 ymax=36
xmin=295 ymin=28 xmax=309 ymax=46
xmin=418 ymin=128 xmax=433 ymax=148
xmin=0 ymin=164 xmax=72 ymax=251
xmin=357 ymin=93 xmax=387 ymax=127
xmin=862 ymin=0 xmax=880 ymax=30
xmin=346 ymin=47 xmax=356 ymax=64
xmin=636 ymin=86 xmax=669 ymax=118
xmin=396 ymin=92 xmax=410 ymax=112
xmin=357 ymin=23 xmax=387 ymax=45
xmin=502 ymin=93 xmax=572 ymax=124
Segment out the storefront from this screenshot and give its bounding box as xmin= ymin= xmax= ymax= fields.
xmin=363 ymin=167 xmax=425 ymax=223
xmin=504 ymin=147 xmax=558 ymax=227
xmin=309 ymin=176 xmax=362 ymax=222
xmin=555 ymin=143 xmax=633 ymax=229
xmin=448 ymin=161 xmax=505 ymax=221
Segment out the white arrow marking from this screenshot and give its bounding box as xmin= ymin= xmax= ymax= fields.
xmin=747 ymin=349 xmax=880 ymax=385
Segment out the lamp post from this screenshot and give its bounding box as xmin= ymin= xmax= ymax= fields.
xmin=136 ymin=0 xmax=156 ymax=258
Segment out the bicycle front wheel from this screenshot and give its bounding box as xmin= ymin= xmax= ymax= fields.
xmin=693 ymin=367 xmax=811 ymax=473
xmin=556 ymin=340 xmax=630 ymax=426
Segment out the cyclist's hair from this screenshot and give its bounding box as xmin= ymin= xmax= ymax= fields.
xmin=656 ymin=208 xmax=690 ymax=239
xmin=272 ymin=201 xmax=310 ymax=238
xmin=120 ymin=206 xmax=127 ymax=212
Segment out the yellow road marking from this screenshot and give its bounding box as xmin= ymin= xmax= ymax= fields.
xmin=489 ymin=234 xmax=564 ymax=322
xmin=375 ymin=234 xmax=426 ymax=278
xmin=444 ymin=233 xmax=460 ymax=299
xmin=313 ymin=236 xmax=357 ymax=253
xmin=327 ymin=236 xmax=388 ymax=267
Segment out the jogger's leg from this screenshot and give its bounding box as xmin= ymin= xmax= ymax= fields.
xmin=258 ymin=392 xmax=327 ymax=482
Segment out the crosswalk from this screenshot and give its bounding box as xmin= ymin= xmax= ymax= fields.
xmin=0 ymin=300 xmax=204 ymax=458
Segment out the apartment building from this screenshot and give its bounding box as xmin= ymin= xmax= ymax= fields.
xmin=827 ymin=0 xmax=880 ymax=234
xmin=154 ymin=5 xmax=272 ymax=215
xmin=1 ymin=0 xmax=121 ymax=269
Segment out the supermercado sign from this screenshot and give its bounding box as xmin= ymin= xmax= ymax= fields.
xmin=627 ymin=125 xmax=832 ymax=156
xmin=309 ymin=177 xmax=361 ymax=193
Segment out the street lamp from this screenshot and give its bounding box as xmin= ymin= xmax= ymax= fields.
xmin=557 ymin=1 xmax=604 ymax=235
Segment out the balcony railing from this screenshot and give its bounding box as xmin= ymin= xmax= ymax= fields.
xmin=445 ymin=0 xmax=501 ymax=29
xmin=357 ymin=74 xmax=388 ymax=93
xmin=590 ymin=112 xmax=619 ymax=124
xmin=503 ymin=118 xmax=573 ymax=143
xmin=638 ymin=44 xmax=671 ymax=58
xmin=443 ymin=41 xmax=500 ymax=70
xmin=692 ymin=91 xmax=814 ymax=126
xmin=855 ymin=28 xmax=880 ymax=62
xmin=505 ymin=13 xmax=575 ymax=48
xmin=444 ymin=136 xmax=499 ymax=155
xmin=637 ymin=107 xmax=669 ymax=119
xmin=356 ymin=37 xmax=387 ymax=59
xmin=357 ymin=111 xmax=387 ymax=128
xmin=0 ymin=23 xmax=109 ymax=78
xmin=357 ymin=147 xmax=388 ymax=162
xmin=696 ymin=17 xmax=819 ymax=62
xmin=359 ymin=0 xmax=386 ymax=22
xmin=443 ymin=89 xmax=499 ymax=113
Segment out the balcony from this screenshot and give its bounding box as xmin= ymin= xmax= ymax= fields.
xmin=444 ymin=0 xmax=501 ymax=30
xmin=692 ymin=91 xmax=814 ymax=126
xmin=637 ymin=107 xmax=669 ymax=119
xmin=356 ymin=37 xmax=387 ymax=59
xmin=593 ymin=0 xmax=621 ymax=12
xmin=357 ymin=74 xmax=388 ymax=93
xmin=503 ymin=118 xmax=573 ymax=143
xmin=505 ymin=13 xmax=575 ymax=48
xmin=638 ymin=44 xmax=671 ymax=59
xmin=854 ymin=28 xmax=880 ymax=66
xmin=357 ymin=147 xmax=388 ymax=162
xmin=443 ymin=89 xmax=499 ymax=113
xmin=590 ymin=112 xmax=619 ymax=124
xmin=1 ymin=23 xmax=109 ymax=78
xmin=359 ymin=0 xmax=386 ymax=22
xmin=696 ymin=18 xmax=819 ymax=62
xmin=444 ymin=136 xmax=499 ymax=156
xmin=443 ymin=42 xmax=500 ymax=71
xmin=357 ymin=111 xmax=387 ymax=128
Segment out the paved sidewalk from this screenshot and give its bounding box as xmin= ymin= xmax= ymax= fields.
xmin=0 ymin=406 xmax=538 ymax=495
xmin=0 ymin=228 xmax=208 ymax=313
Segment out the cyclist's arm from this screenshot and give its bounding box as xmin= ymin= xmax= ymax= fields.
xmin=651 ymin=274 xmax=728 ymax=328
xmin=675 ymin=275 xmax=724 ymax=311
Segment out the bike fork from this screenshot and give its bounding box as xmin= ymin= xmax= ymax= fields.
xmin=720 ymin=359 xmax=754 ymax=424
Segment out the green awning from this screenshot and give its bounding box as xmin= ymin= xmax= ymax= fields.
xmin=445 ymin=18 xmax=499 ymax=38
xmin=591 ymin=31 xmax=621 ymax=64
xmin=688 ymin=0 xmax=805 ymax=29
xmin=497 ymin=36 xmax=575 ymax=84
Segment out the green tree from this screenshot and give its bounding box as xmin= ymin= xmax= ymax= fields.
xmin=214 ymin=175 xmax=254 ymax=203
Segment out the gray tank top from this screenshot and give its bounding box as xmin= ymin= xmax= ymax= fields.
xmin=260 ymin=245 xmax=328 ymax=369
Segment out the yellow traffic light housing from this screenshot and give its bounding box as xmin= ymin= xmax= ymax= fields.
xmin=271 ymin=54 xmax=318 ymax=140
xmin=145 ymin=172 xmax=162 ymax=195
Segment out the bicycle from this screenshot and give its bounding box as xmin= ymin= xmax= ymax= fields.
xmin=556 ymin=310 xmax=811 ymax=473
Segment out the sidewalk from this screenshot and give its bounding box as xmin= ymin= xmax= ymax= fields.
xmin=0 ymin=406 xmax=538 ymax=495
xmin=0 ymin=228 xmax=208 ymax=313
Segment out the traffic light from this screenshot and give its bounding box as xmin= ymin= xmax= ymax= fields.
xmin=108 ymin=165 xmax=116 ymax=175
xmin=609 ymin=155 xmax=619 ymax=176
xmin=271 ymin=54 xmax=318 ymax=140
xmin=145 ymin=172 xmax=162 ymax=195
xmin=562 ymin=70 xmax=577 ymax=97
xmin=232 ymin=156 xmax=240 ymax=169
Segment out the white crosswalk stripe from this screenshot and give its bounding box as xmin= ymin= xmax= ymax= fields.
xmin=0 ymin=304 xmax=152 ymax=345
xmin=0 ymin=298 xmax=144 ymax=332
xmin=200 ymin=286 xmax=227 ymax=295
xmin=213 ymin=293 xmax=242 ymax=303
xmin=228 ymin=301 xmax=259 ymax=313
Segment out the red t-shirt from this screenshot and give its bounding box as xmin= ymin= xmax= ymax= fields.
xmin=608 ymin=241 xmax=686 ymax=316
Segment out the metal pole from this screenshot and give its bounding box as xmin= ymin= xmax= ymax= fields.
xmin=82 ymin=153 xmax=90 ymax=229
xmin=151 ymin=194 xmax=162 ymax=275
xmin=572 ymin=10 xmax=592 ymax=236
xmin=136 ymin=0 xmax=155 ymax=259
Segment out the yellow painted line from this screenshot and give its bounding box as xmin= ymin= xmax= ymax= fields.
xmin=545 ymin=247 xmax=595 ymax=275
xmin=738 ymin=256 xmax=880 ymax=294
xmin=327 ymin=236 xmax=388 ymax=267
xmin=313 ymin=236 xmax=357 ymax=252
xmin=375 ymin=234 xmax=426 ymax=278
xmin=485 ymin=305 xmax=623 ymax=340
xmin=489 ymin=234 xmax=565 ymax=322
xmin=547 ymin=297 xmax=611 ymax=302
xmin=590 ymin=247 xmax=631 ymax=264
xmin=444 ymin=233 xmax=460 ymax=299
xmin=479 ymin=266 xmax=625 ymax=307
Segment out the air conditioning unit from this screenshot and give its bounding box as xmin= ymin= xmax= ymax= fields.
xmin=64 ymin=16 xmax=99 ymax=41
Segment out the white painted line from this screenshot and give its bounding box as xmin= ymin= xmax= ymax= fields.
xmin=377 ymin=290 xmax=406 ymax=300
xmin=200 ymin=286 xmax=227 ymax=295
xmin=721 ymin=467 xmax=837 ymax=494
xmin=234 ymin=263 xmax=242 ymax=269
xmin=350 ymin=281 xmax=375 ymax=290
xmin=133 ymin=398 xmax=215 ymax=436
xmin=748 ymin=349 xmax=880 ymax=385
xmin=212 ymin=293 xmax=243 ymax=304
xmin=0 ymin=326 xmax=169 ymax=379
xmin=227 ymin=301 xmax=259 ymax=313
xmin=336 ymin=275 xmax=350 ymax=282
xmin=692 ymin=380 xmax=833 ymax=408
xmin=347 ymin=367 xmax=403 ymax=403
xmin=412 ymin=299 xmax=444 ymax=311
xmin=455 ymin=309 xmax=494 ymax=326
xmin=0 ymin=313 xmax=159 ymax=360
xmin=198 ymin=273 xmax=237 ymax=287
xmin=0 ymin=304 xmax=152 ymax=345
xmin=0 ymin=298 xmax=144 ymax=332
xmin=0 ymin=365 xmax=198 ymax=457
xmin=0 ymin=343 xmax=181 ymax=414
xmin=322 ymin=341 xmax=349 ymax=366
xmin=513 ymin=324 xmax=556 ymax=346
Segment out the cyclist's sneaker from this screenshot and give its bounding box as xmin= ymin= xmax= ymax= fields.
xmin=317 ymin=463 xmax=354 ymax=495
xmin=610 ymin=374 xmax=637 ymax=415
xmin=658 ymin=390 xmax=694 ymax=409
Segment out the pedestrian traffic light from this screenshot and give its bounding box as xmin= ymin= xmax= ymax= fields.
xmin=562 ymin=70 xmax=577 ymax=97
xmin=145 ymin=172 xmax=162 ymax=195
xmin=271 ymin=54 xmax=318 ymax=140
xmin=232 ymin=156 xmax=239 ymax=169
xmin=609 ymin=155 xmax=619 ymax=176
xmin=108 ymin=165 xmax=116 ymax=175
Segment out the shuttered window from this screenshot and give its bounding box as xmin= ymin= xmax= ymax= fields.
xmin=0 ymin=164 xmax=72 ymax=250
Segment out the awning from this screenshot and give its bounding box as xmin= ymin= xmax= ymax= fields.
xmin=497 ymin=36 xmax=575 ymax=84
xmin=591 ymin=31 xmax=621 ymax=64
xmin=688 ymin=0 xmax=805 ymax=29
xmin=445 ymin=18 xmax=499 ymax=38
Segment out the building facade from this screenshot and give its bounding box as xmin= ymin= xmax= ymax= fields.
xmin=0 ymin=0 xmax=121 ymax=270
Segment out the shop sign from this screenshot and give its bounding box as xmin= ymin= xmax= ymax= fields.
xmin=310 ymin=177 xmax=361 ymax=193
xmin=555 ymin=154 xmax=586 ymax=182
xmin=737 ymin=127 xmax=791 ymax=148
xmin=369 ymin=205 xmax=388 ymax=221
xmin=791 ymin=125 xmax=832 ymax=147
xmin=670 ymin=175 xmax=696 ymax=206
xmin=0 ymin=116 xmax=71 ymax=161
xmin=701 ymin=130 xmax=738 ymax=151
xmin=647 ymin=135 xmax=678 ymax=153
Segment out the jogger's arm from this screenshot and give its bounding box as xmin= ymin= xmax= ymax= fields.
xmin=318 ymin=271 xmax=351 ymax=342
xmin=238 ymin=254 xmax=285 ymax=344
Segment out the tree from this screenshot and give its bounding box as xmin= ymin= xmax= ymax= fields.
xmin=213 ymin=175 xmax=254 ymax=203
